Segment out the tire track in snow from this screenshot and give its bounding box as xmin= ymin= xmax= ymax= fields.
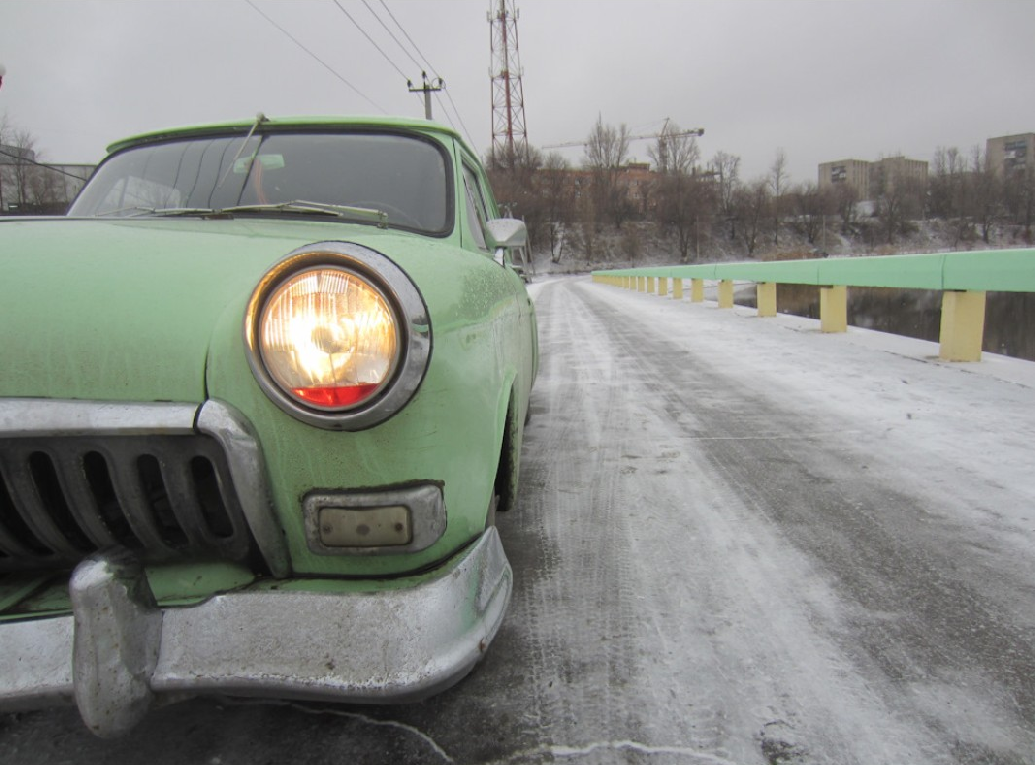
xmin=571 ymin=277 xmax=1035 ymax=763
xmin=507 ymin=279 xmax=648 ymax=747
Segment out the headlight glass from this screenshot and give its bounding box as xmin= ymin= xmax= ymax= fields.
xmin=259 ymin=267 xmax=399 ymax=410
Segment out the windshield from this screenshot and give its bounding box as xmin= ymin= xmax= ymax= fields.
xmin=69 ymin=130 xmax=452 ymax=234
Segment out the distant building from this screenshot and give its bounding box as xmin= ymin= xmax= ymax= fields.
xmin=871 ymin=156 xmax=928 ymax=194
xmin=818 ymin=156 xmax=927 ymax=202
xmin=987 ymin=133 xmax=1034 ymax=177
xmin=818 ymin=159 xmax=872 ymax=200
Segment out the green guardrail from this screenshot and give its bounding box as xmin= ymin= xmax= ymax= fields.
xmin=591 ymin=248 xmax=1035 ymax=362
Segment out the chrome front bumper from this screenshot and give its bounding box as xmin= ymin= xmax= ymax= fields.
xmin=0 ymin=527 xmax=512 ymax=737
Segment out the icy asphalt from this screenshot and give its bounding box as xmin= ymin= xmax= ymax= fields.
xmin=3 ymin=275 xmax=1035 ymax=764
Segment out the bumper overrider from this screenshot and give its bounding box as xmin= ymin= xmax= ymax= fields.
xmin=0 ymin=399 xmax=512 ymax=737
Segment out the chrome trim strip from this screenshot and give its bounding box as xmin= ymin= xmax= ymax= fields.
xmin=0 ymin=529 xmax=511 ymax=736
xmin=196 ymin=400 xmax=290 ymax=577
xmin=0 ymin=399 xmax=197 ymax=438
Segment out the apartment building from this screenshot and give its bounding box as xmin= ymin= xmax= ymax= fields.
xmin=987 ymin=133 xmax=1034 ymax=177
xmin=818 ymin=159 xmax=872 ymax=200
xmin=818 ymin=156 xmax=927 ymax=202
xmin=871 ymin=156 xmax=928 ymax=193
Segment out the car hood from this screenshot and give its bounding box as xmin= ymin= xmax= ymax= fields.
xmin=1 ymin=217 xmax=446 ymax=403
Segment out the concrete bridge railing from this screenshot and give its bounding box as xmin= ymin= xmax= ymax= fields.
xmin=592 ymin=248 xmax=1035 ymax=362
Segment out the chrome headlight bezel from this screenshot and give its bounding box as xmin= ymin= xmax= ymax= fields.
xmin=244 ymin=241 xmax=431 ymax=431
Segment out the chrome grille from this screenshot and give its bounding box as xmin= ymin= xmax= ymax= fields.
xmin=0 ymin=434 xmax=255 ymax=572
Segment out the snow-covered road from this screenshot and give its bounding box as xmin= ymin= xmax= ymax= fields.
xmin=498 ymin=276 xmax=1035 ymax=764
xmin=4 ymin=275 xmax=1035 ymax=765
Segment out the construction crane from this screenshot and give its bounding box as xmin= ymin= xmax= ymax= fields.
xmin=541 ymin=124 xmax=704 ymax=150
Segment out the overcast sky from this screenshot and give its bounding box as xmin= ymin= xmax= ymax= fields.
xmin=1 ymin=0 xmax=1032 ymax=183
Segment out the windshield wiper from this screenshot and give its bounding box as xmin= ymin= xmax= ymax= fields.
xmin=92 ymin=200 xmax=389 ymax=226
xmin=94 ymin=206 xmax=217 ymax=218
xmin=217 ymin=200 xmax=389 ymax=228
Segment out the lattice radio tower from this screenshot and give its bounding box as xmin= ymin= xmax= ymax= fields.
xmin=488 ymin=0 xmax=528 ymax=163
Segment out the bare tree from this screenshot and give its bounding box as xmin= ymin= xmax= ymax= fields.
xmin=583 ymin=116 xmax=632 ymax=229
xmin=930 ymin=146 xmax=972 ymax=247
xmin=1004 ymin=161 xmax=1035 ymax=240
xmin=0 ymin=119 xmax=39 ymax=212
xmin=537 ymin=152 xmax=574 ymax=262
xmin=928 ymin=147 xmax=954 ymax=219
xmin=0 ymin=117 xmax=73 ymax=214
xmin=487 ymin=143 xmax=546 ymax=249
xmin=709 ymin=150 xmax=741 ymax=240
xmin=649 ymin=121 xmax=708 ymax=262
xmin=791 ymin=182 xmax=831 ymax=246
xmin=832 ymin=182 xmax=858 ymax=235
xmin=0 ymin=113 xmax=9 ymax=211
xmin=734 ymin=178 xmax=770 ymax=257
xmin=969 ymin=145 xmax=1002 ymax=244
xmin=872 ymin=170 xmax=906 ymax=245
xmin=648 ymin=120 xmax=699 ymax=176
xmin=769 ymin=148 xmax=788 ymax=246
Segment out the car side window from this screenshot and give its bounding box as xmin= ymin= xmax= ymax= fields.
xmin=462 ymin=163 xmax=489 ymax=251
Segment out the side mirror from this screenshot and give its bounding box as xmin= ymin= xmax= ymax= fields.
xmin=485 ymin=218 xmax=527 ymax=250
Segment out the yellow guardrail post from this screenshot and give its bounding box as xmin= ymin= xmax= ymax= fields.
xmin=718 ymin=280 xmax=734 ymax=309
xmin=820 ymin=285 xmax=847 ymax=333
xmin=657 ymin=277 xmax=668 ymax=297
xmin=647 ymin=277 xmax=656 ymax=294
xmin=673 ymin=279 xmax=684 ymax=300
xmin=757 ymin=282 xmax=777 ymax=317
xmin=691 ymin=278 xmax=705 ymax=303
xmin=939 ymin=290 xmax=986 ymax=362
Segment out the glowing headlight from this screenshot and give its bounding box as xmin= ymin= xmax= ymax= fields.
xmin=260 ymin=268 xmax=398 ymax=410
xmin=246 ymin=243 xmax=431 ymax=431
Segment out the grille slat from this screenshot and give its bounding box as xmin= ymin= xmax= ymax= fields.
xmin=0 ymin=449 xmax=82 ymax=560
xmin=0 ymin=434 xmax=257 ymax=573
xmin=108 ymin=454 xmax=176 ymax=553
xmin=159 ymin=455 xmax=208 ymax=549
xmin=52 ymin=450 xmax=122 ymax=549
xmin=82 ymin=450 xmax=142 ymax=549
xmin=0 ymin=468 xmax=41 ymax=559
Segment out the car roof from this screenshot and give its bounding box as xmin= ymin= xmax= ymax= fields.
xmin=105 ymin=115 xmax=472 ymax=156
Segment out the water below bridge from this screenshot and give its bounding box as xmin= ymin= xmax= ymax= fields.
xmin=738 ymin=285 xmax=1035 ymax=362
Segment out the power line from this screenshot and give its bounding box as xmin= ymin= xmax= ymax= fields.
xmin=339 ymin=0 xmax=470 ymax=140
xmin=360 ymin=0 xmax=423 ymax=73
xmin=0 ymin=148 xmax=92 ymax=180
xmin=245 ymin=0 xmax=386 ymax=113
xmin=376 ymin=0 xmax=476 ymax=147
xmin=377 ymin=0 xmax=436 ymax=76
xmin=330 ymin=0 xmax=426 ymax=115
xmin=332 ymin=0 xmax=409 ymax=83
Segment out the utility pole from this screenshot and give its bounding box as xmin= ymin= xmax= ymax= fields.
xmin=407 ymin=72 xmax=444 ymax=121
xmin=488 ymin=0 xmax=528 ymax=166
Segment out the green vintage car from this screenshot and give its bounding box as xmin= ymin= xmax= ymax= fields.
xmin=0 ymin=115 xmax=538 ymax=736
